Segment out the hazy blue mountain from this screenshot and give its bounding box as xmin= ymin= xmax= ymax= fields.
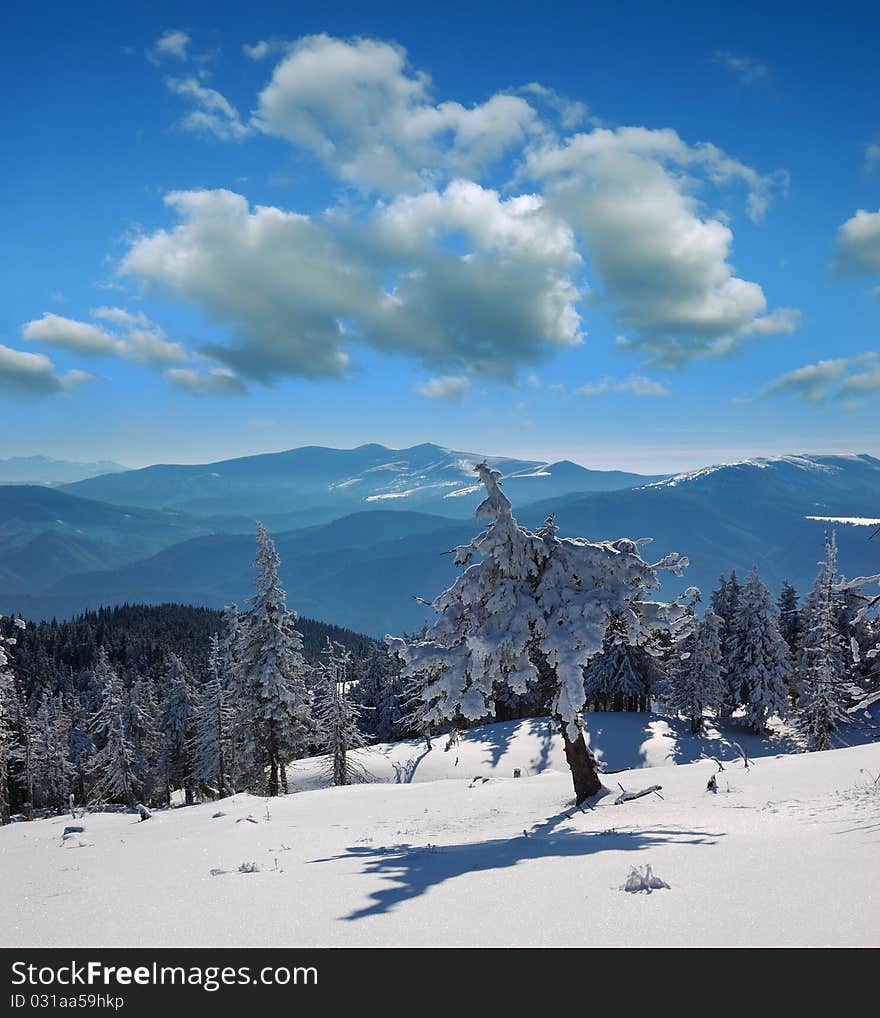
xmin=61 ymin=443 xmax=661 ymax=524
xmin=0 ymin=455 xmax=127 ymax=485
xmin=0 ymin=485 xmax=246 ymax=592
xmin=10 ymin=453 xmax=879 ymax=635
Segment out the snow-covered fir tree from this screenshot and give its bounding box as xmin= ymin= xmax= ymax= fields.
xmin=88 ymin=648 xmax=137 ymax=807
xmin=315 ymin=638 xmax=368 ymax=786
xmin=0 ymin=618 xmax=25 ymax=823
xmin=388 ymin=462 xmax=689 ymax=804
xmin=729 ymin=566 xmax=791 ymax=733
xmin=797 ymin=536 xmax=852 ymax=750
xmin=125 ymin=674 xmax=160 ymax=802
xmin=216 ymin=603 xmax=245 ymax=787
xmin=351 ymin=645 xmax=406 ymax=742
xmin=191 ymin=633 xmax=234 ymax=796
xmin=777 ymin=581 xmax=801 ymax=653
xmin=158 ymin=653 xmax=197 ymax=806
xmin=31 ymin=695 xmax=75 ymax=810
xmin=582 ymin=613 xmax=658 ymax=712
xmin=777 ymin=580 xmax=802 ymax=706
xmin=667 ymin=606 xmax=724 ymax=733
xmin=711 ymin=570 xmax=741 ymax=714
xmin=236 ymin=523 xmax=313 ymax=796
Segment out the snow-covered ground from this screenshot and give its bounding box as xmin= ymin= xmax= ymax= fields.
xmin=2 ymin=715 xmax=879 ymax=947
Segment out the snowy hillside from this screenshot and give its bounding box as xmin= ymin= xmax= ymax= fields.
xmin=3 ymin=716 xmax=878 ymax=947
xmin=61 ymin=443 xmax=659 ymax=525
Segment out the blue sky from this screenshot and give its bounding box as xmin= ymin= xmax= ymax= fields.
xmin=2 ymin=0 xmax=878 ymax=472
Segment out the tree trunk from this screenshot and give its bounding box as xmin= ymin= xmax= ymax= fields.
xmin=267 ymin=722 xmax=279 ymax=797
xmin=558 ymin=717 xmax=602 ymax=804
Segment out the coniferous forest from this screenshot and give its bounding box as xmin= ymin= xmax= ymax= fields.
xmin=2 ymin=481 xmax=877 ymax=822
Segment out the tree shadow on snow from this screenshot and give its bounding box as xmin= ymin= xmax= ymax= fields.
xmin=310 ymin=809 xmax=722 ymax=920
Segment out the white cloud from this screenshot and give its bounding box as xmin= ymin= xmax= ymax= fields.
xmin=149 ymin=29 xmax=190 ymax=64
xmin=165 ymin=366 xmax=248 ymax=396
xmin=525 ymin=127 xmax=792 ymax=366
xmin=121 ymin=184 xmax=582 ymax=382
xmin=125 ymin=33 xmax=796 ymax=384
xmin=23 ymin=309 xmax=187 ymax=365
xmin=519 ymin=83 xmax=590 ymax=130
xmin=243 ymin=40 xmax=287 ymax=61
xmin=415 ymin=375 xmax=471 ymax=401
xmin=833 ymin=208 xmax=880 ymax=276
xmin=165 ymin=77 xmax=250 ymax=141
xmin=713 ymin=51 xmax=769 ymax=86
xmin=866 ymin=144 xmax=880 ymax=172
xmin=23 ymin=313 xmax=120 ymax=355
xmin=574 ymin=375 xmax=670 ymax=398
xmin=251 ymin=34 xmax=538 ymax=192
xmin=745 ymin=352 xmax=879 ymax=403
xmin=0 ymin=343 xmax=93 ymax=397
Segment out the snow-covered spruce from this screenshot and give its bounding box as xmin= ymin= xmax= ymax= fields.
xmin=190 ymin=633 xmax=235 ymax=796
xmin=777 ymin=580 xmax=802 ymax=706
xmin=582 ymin=612 xmax=664 ymax=713
xmin=314 ymin=638 xmax=369 ymax=786
xmin=0 ymin=618 xmax=24 ymax=824
xmin=87 ymin=648 xmax=137 ymax=809
xmin=158 ymin=653 xmax=197 ymax=806
xmin=729 ymin=567 xmax=791 ymax=734
xmin=234 ymin=523 xmax=314 ymax=796
xmin=710 ymin=570 xmax=742 ymax=716
xmin=667 ymin=606 xmax=724 ymax=733
xmin=387 ymin=462 xmax=689 ymax=804
xmin=798 ymin=535 xmax=854 ymax=750
xmin=30 ymin=695 xmax=75 ymax=812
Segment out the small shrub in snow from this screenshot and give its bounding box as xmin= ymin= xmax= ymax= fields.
xmin=621 ymin=864 xmax=670 ymax=893
xmin=238 ymin=861 xmax=261 ymax=873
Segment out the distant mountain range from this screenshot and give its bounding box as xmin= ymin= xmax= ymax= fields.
xmin=1 ymin=447 xmax=877 ymax=636
xmin=0 ymin=485 xmax=244 ymax=594
xmin=0 ymin=456 xmax=127 ymax=486
xmin=61 ymin=443 xmax=661 ymax=526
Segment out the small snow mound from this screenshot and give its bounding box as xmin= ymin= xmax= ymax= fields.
xmin=621 ymin=864 xmax=670 ymax=894
xmin=61 ymin=826 xmax=92 ymax=849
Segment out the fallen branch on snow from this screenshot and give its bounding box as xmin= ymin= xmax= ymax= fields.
xmin=613 ymin=782 xmax=663 ymax=804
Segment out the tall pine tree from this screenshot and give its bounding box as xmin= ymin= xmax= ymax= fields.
xmin=798 ymin=536 xmax=851 ymax=750
xmin=730 ymin=567 xmax=790 ymax=733
xmin=236 ymin=524 xmax=313 ymax=796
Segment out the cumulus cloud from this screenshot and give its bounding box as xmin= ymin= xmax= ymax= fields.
xmin=713 ymin=51 xmax=769 ymax=86
xmin=833 ymin=209 xmax=880 ymax=276
xmin=574 ymin=375 xmax=670 ymax=397
xmin=525 ymin=127 xmax=792 ymax=365
xmin=415 ymin=375 xmax=471 ymax=401
xmin=165 ymin=77 xmax=250 ymax=141
xmin=251 ymin=34 xmax=538 ymax=192
xmin=165 ymin=366 xmax=248 ymax=396
xmin=124 ymin=33 xmax=795 ymax=385
xmin=0 ymin=343 xmax=93 ymax=397
xmin=744 ymin=352 xmax=879 ymax=403
xmin=149 ymin=29 xmax=190 ymax=64
xmin=121 ymin=184 xmax=582 ymax=382
xmin=23 ymin=309 xmax=187 ymax=365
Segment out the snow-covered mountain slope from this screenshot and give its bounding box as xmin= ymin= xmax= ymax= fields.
xmin=61 ymin=443 xmax=660 ymax=524
xmin=24 ymin=450 xmax=880 ymax=633
xmin=643 ymin=452 xmax=880 ymax=509
xmin=3 ymin=716 xmax=878 ymax=947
